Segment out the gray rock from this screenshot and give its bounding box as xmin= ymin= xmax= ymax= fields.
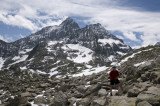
xmin=141 ymin=74 xmax=148 ymax=82
xmin=91 ymin=97 xmax=107 ymax=106
xmin=137 ymin=93 xmax=160 ymax=106
xmin=26 ymin=88 xmax=36 ymax=92
xmin=45 ymin=89 xmax=54 ymax=95
xmin=6 ymin=96 xmax=28 ymax=106
xmin=31 ymin=93 xmax=37 ymax=97
xmin=34 ymin=96 xmax=47 ymax=104
xmin=73 ymin=91 xmax=83 ymax=98
xmin=68 ymin=97 xmax=77 ymax=105
xmin=149 ymin=72 xmax=158 ymax=83
xmin=76 ymin=98 xmax=91 ymax=106
xmin=150 ymin=71 xmax=160 ymax=84
xmin=98 ymin=89 xmax=108 ymax=96
xmin=77 ymin=85 xmax=87 ymax=93
xmin=40 ymin=83 xmax=50 ymax=88
xmin=127 ymin=88 xmax=140 ymax=97
xmin=109 ymin=96 xmax=136 ymax=106
xmin=49 ymin=91 xmax=68 ymax=106
xmin=137 ymin=101 xmax=152 ymax=106
xmin=84 ymin=84 xmax=101 ymax=97
xmin=59 ymin=84 xmax=72 ymax=92
xmin=146 ymin=86 xmax=160 ymax=96
xmin=21 ymin=92 xmax=31 ymax=97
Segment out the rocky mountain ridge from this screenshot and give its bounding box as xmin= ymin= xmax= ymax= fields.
xmin=0 ymin=17 xmax=132 ymax=77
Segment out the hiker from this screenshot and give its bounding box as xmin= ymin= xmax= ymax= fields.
xmin=109 ymin=66 xmax=123 ymax=96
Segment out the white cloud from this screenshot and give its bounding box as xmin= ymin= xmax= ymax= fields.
xmin=0 ymin=35 xmax=7 ymax=42
xmin=0 ymin=11 xmax=38 ymax=31
xmin=140 ymin=33 xmax=160 ymax=46
xmin=18 ymin=4 xmax=38 ymax=19
xmin=0 ymin=34 xmax=14 ymax=42
xmin=123 ymin=31 xmax=138 ymax=41
xmin=0 ymin=0 xmax=160 ymax=46
xmin=115 ymin=35 xmax=124 ymax=39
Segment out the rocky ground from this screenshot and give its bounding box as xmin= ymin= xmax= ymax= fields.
xmin=0 ymin=45 xmax=160 ymax=106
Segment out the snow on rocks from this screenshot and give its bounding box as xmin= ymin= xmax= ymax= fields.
xmin=134 ymin=62 xmax=146 ymax=67
xmin=118 ymin=48 xmax=154 ymax=66
xmin=72 ymin=66 xmax=108 ymax=77
xmin=62 ymin=44 xmax=93 ymax=63
xmin=10 ymin=55 xmax=28 ymax=65
xmin=47 ymin=41 xmax=63 ymax=52
xmin=49 ymin=70 xmax=58 ymax=78
xmin=48 ymin=41 xmax=58 ymax=46
xmin=98 ymin=38 xmax=123 ymax=46
xmin=117 ymin=51 xmax=126 ymax=56
xmin=19 ymin=48 xmax=33 ymax=54
xmin=108 ymin=55 xmax=116 ymax=61
xmin=0 ymin=57 xmax=5 ymax=70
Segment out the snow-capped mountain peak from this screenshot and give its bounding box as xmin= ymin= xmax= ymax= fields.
xmin=86 ymin=23 xmax=106 ymax=33
xmin=0 ymin=17 xmax=132 ymax=77
xmin=60 ymin=17 xmax=80 ymax=31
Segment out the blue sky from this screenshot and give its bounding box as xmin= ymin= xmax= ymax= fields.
xmin=0 ymin=0 xmax=160 ymax=48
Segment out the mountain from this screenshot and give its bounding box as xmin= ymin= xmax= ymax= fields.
xmin=0 ymin=17 xmax=132 ymax=77
xmin=0 ymin=44 xmax=159 ymax=106
xmin=155 ymin=42 xmax=160 ymax=45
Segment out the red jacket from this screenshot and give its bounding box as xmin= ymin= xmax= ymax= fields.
xmin=109 ymin=70 xmax=119 ymax=80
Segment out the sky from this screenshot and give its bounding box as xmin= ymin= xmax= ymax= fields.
xmin=0 ymin=0 xmax=160 ymax=48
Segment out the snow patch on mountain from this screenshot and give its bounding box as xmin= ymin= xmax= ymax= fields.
xmin=47 ymin=41 xmax=64 ymax=52
xmin=48 ymin=41 xmax=58 ymax=46
xmin=71 ymin=66 xmax=107 ymax=77
xmin=108 ymin=55 xmax=115 ymax=61
xmin=98 ymin=38 xmax=123 ymax=46
xmin=19 ymin=48 xmax=33 ymax=54
xmin=134 ymin=61 xmax=146 ymax=67
xmin=49 ymin=70 xmax=59 ymax=78
xmin=0 ymin=57 xmax=5 ymax=70
xmin=20 ymin=66 xmax=27 ymax=70
xmin=117 ymin=48 xmax=154 ymax=66
xmin=62 ymin=44 xmax=93 ymax=63
xmin=117 ymin=51 xmax=126 ymax=56
xmin=120 ymin=46 xmax=130 ymax=49
xmin=10 ymin=55 xmax=28 ymax=66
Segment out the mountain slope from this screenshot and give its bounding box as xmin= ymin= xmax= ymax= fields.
xmin=0 ymin=17 xmax=132 ymax=77
xmin=0 ymin=44 xmax=159 ymax=106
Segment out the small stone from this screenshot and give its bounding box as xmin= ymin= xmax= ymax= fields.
xmin=34 ymin=96 xmax=47 ymax=104
xmin=76 ymin=98 xmax=91 ymax=106
xmin=21 ymin=92 xmax=31 ymax=97
xmin=137 ymin=101 xmax=152 ymax=106
xmin=92 ymin=97 xmax=107 ymax=106
xmin=98 ymin=89 xmax=107 ymax=96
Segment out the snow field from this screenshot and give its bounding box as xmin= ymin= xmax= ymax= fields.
xmin=62 ymin=44 xmax=93 ymax=63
